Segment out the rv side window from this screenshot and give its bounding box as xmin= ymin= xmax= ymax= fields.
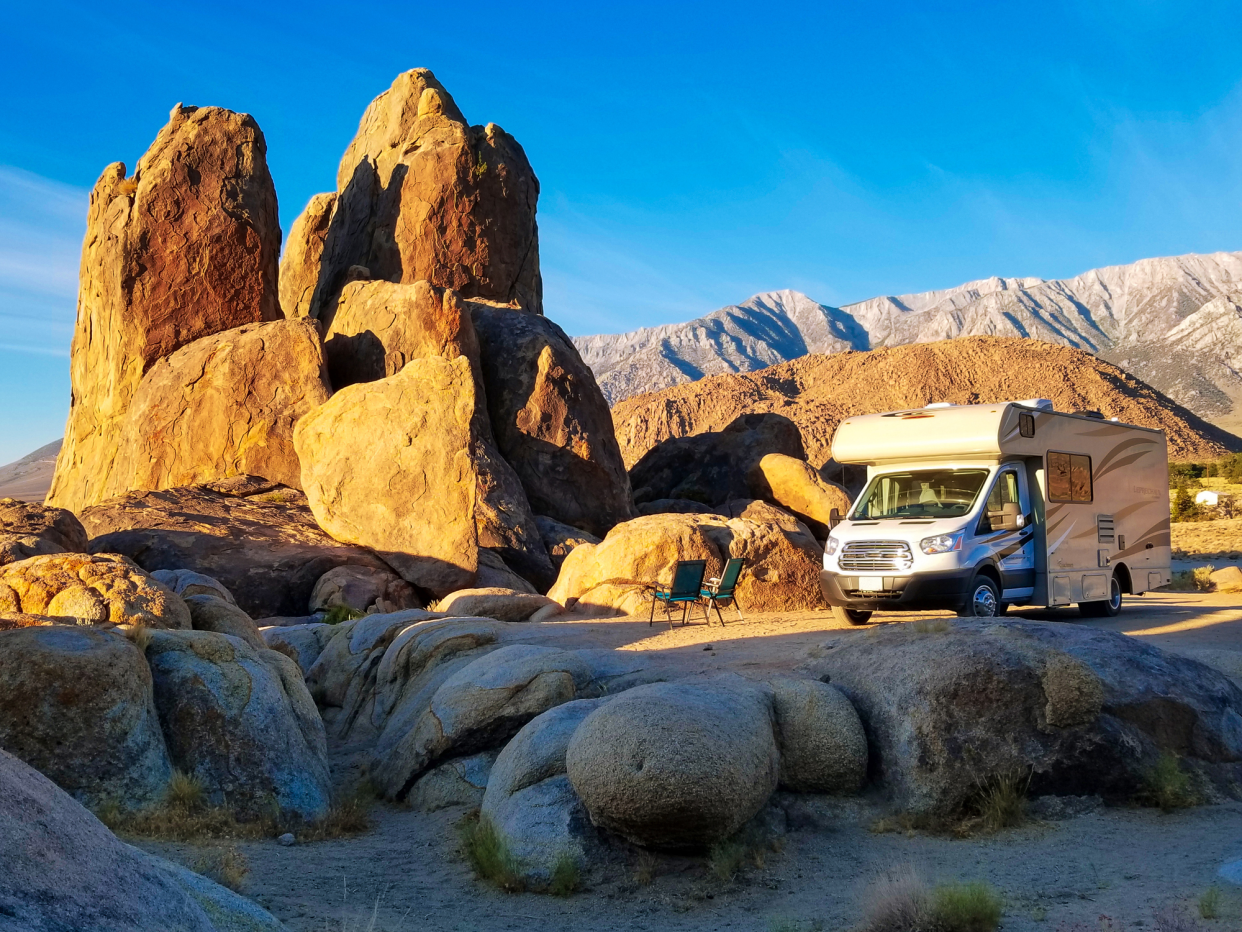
xmin=1047 ymin=451 xmax=1092 ymax=503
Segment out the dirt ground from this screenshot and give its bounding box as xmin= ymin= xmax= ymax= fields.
xmin=138 ymin=592 xmax=1242 ymax=932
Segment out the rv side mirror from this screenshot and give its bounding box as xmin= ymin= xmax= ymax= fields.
xmin=998 ymin=502 xmax=1023 ymax=531
xmin=829 ymin=508 xmax=842 ymax=530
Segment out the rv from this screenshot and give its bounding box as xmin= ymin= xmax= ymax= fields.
xmin=819 ymin=400 xmax=1172 ymax=623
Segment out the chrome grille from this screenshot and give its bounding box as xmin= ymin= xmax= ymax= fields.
xmin=840 ymin=540 xmax=914 ymax=572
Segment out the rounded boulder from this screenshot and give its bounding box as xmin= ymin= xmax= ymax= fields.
xmin=565 ymin=677 xmax=779 ymax=849
xmin=768 ymin=676 xmax=867 ymax=793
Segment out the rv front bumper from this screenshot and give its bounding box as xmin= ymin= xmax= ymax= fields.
xmin=819 ymin=568 xmax=974 ymax=612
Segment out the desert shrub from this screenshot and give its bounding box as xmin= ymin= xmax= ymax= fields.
xmin=932 ymin=882 xmax=1003 ymax=932
xmin=1197 ymin=886 xmax=1222 ymax=919
xmin=458 ymin=812 xmax=524 ymax=892
xmin=971 ymin=772 xmax=1029 ymax=833
xmin=115 ymin=176 xmax=138 ymax=195
xmin=193 ymin=845 xmax=249 ymax=893
xmin=707 ymin=839 xmax=747 ymax=882
xmin=323 ymin=604 xmax=367 ymax=625
xmin=548 ymin=851 xmax=581 ymax=896
xmin=299 ymin=780 xmax=375 ymax=841
xmin=166 ymin=770 xmax=207 ymax=810
xmin=1153 ymin=907 xmax=1208 ymax=932
xmin=860 ymin=867 xmax=933 ymax=931
xmin=1138 ymin=752 xmax=1201 ymax=811
xmin=1193 ymin=566 xmax=1216 ymax=591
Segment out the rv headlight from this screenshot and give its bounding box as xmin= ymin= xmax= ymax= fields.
xmin=824 ymin=536 xmax=840 ymax=556
xmin=920 ymin=532 xmax=963 ymax=555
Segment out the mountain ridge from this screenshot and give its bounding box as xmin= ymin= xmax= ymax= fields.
xmin=575 ymin=251 xmax=1242 ymax=434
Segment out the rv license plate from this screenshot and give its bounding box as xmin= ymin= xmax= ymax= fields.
xmin=858 ymin=576 xmax=882 ymax=592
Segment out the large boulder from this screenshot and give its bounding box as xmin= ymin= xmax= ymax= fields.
xmin=0 ymin=626 xmax=172 ymax=812
xmin=482 ymin=698 xmax=609 ymax=887
xmin=808 ymin=619 xmax=1242 ymax=815
xmin=566 ymin=677 xmax=780 ymax=849
xmin=628 ymin=413 xmax=805 ymax=507
xmin=748 ymin=453 xmax=853 ymax=539
xmin=49 ymin=104 xmax=282 ymax=514
xmin=80 ymin=479 xmax=398 ymax=618
xmin=280 ymin=68 xmax=541 ymax=320
xmin=149 ymin=568 xmax=236 ymax=604
xmin=408 ymin=751 xmax=497 ymax=812
xmin=295 ymin=356 xmax=482 ymax=595
xmin=322 ymin=279 xmax=479 ymax=389
xmin=767 ymin=676 xmax=867 ymax=793
xmin=535 ymin=515 xmax=600 ymax=571
xmin=470 ymin=303 xmax=635 ymax=536
xmin=0 ymin=552 xmax=191 ymax=629
xmin=309 ymin=564 xmax=421 ymax=614
xmin=144 ymin=629 xmax=331 ymax=822
xmin=0 ymin=498 xmax=88 ymax=566
xmin=296 ymin=356 xmax=552 ymax=595
xmin=435 ymin=587 xmax=555 ymax=622
xmin=547 ymin=502 xmax=826 ymax=616
xmin=372 ymin=643 xmax=605 ymax=799
xmin=108 ymin=319 xmax=332 ymax=494
xmin=183 ymin=594 xmax=266 ymax=650
xmin=0 ymin=747 xmax=285 ymax=932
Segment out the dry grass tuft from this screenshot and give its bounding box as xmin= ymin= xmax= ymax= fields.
xmin=193 ymin=845 xmax=250 ymax=893
xmin=969 ymin=772 xmax=1030 ymax=834
xmin=548 ymin=851 xmax=581 ymax=896
xmin=1138 ymin=752 xmax=1201 ymax=812
xmin=458 ymin=811 xmax=524 ymax=892
xmin=634 ymin=850 xmax=658 ymax=885
xmin=323 ymin=605 xmax=367 ymax=625
xmin=707 ymin=839 xmax=747 ymax=882
xmin=1197 ymin=885 xmax=1222 ymax=919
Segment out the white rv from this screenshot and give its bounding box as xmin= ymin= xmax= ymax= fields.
xmin=820 ymin=400 xmax=1172 ymax=623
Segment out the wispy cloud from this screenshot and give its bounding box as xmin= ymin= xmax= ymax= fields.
xmin=0 ymin=166 xmax=86 ymax=356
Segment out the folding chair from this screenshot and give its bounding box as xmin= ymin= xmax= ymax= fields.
xmin=701 ymin=557 xmax=745 ymax=626
xmin=648 ymin=560 xmax=709 ymax=628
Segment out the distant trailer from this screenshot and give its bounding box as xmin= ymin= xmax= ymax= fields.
xmin=819 ymin=399 xmax=1172 ymax=624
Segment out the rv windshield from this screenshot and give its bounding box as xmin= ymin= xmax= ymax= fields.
xmin=851 ymin=469 xmax=990 ymax=520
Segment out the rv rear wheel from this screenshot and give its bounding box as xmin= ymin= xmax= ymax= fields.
xmin=1079 ymin=575 xmax=1123 ymax=618
xmin=832 ymin=606 xmax=873 ymax=626
xmin=959 ymin=577 xmax=1001 ymax=617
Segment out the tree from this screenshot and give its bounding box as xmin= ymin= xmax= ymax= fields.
xmin=1171 ymin=486 xmax=1199 ymax=523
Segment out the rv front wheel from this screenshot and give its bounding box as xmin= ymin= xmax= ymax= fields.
xmin=832 ymin=606 xmax=873 ymax=626
xmin=959 ymin=577 xmax=1001 ymax=617
xmin=1079 ymin=575 xmax=1123 ymax=618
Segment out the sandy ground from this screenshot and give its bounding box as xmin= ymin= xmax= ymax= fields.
xmin=138 ymin=592 xmax=1242 ymax=932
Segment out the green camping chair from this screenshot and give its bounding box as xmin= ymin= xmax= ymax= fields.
xmin=648 ymin=560 xmax=709 ymax=628
xmin=701 ymin=558 xmax=745 ymax=625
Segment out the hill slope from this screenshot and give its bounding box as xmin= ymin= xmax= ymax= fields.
xmin=0 ymin=440 xmax=61 ymax=503
xmin=578 ymin=252 xmax=1242 ymax=432
xmin=610 ymin=337 xmax=1242 ymax=468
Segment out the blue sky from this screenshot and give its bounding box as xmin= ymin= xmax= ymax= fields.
xmin=2 ymin=0 xmax=1242 ymax=464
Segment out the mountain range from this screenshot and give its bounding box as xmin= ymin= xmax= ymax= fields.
xmin=573 ymin=251 xmax=1242 ymax=434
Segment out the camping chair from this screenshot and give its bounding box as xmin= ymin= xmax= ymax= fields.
xmin=648 ymin=560 xmax=709 ymax=628
xmin=701 ymin=558 xmax=745 ymax=626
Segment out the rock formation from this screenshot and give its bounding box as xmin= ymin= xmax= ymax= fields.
xmin=0 ymin=747 xmax=285 ymax=932
xmin=0 ymin=553 xmax=191 ymax=629
xmin=628 ymin=412 xmax=805 ymax=505
xmin=80 ymin=479 xmax=398 ymax=619
xmin=547 ymin=503 xmax=826 ymax=615
xmin=611 ymin=337 xmax=1242 ymax=467
xmin=281 ymin=68 xmax=541 ymax=321
xmin=108 ymin=319 xmax=331 ymax=494
xmin=49 ymin=104 xmax=283 ymax=513
xmin=0 ymin=498 xmax=88 ymax=566
xmin=471 ymin=302 xmax=635 ymax=536
xmin=747 ymin=453 xmax=853 ymax=538
xmin=0 ymin=626 xmax=172 ymax=812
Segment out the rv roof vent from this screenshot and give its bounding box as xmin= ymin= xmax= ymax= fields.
xmin=1074 ymin=410 xmax=1105 ymax=419
xmin=924 ymin=402 xmax=955 ymax=408
xmin=1016 ymin=398 xmax=1054 ymax=410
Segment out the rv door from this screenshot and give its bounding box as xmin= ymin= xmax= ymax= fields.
xmin=978 ymin=466 xmax=1036 ymax=600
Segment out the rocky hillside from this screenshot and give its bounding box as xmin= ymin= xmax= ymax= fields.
xmin=578 ymin=253 xmax=1242 ymax=432
xmin=610 ymin=337 xmax=1242 ymax=467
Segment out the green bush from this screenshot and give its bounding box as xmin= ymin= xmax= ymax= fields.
xmin=1139 ymin=752 xmax=1201 ymax=811
xmin=931 ymin=882 xmax=1003 ymax=932
xmin=548 ymin=851 xmax=581 ymax=897
xmin=458 ymin=814 xmax=524 ymax=892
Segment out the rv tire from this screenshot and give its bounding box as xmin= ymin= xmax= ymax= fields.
xmin=958 ymin=576 xmax=1001 ymax=617
xmin=1079 ymin=575 xmax=1123 ymax=618
xmin=832 ymin=606 xmax=873 ymax=626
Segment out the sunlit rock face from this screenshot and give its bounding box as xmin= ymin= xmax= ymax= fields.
xmin=48 ymin=104 xmax=283 ymax=513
